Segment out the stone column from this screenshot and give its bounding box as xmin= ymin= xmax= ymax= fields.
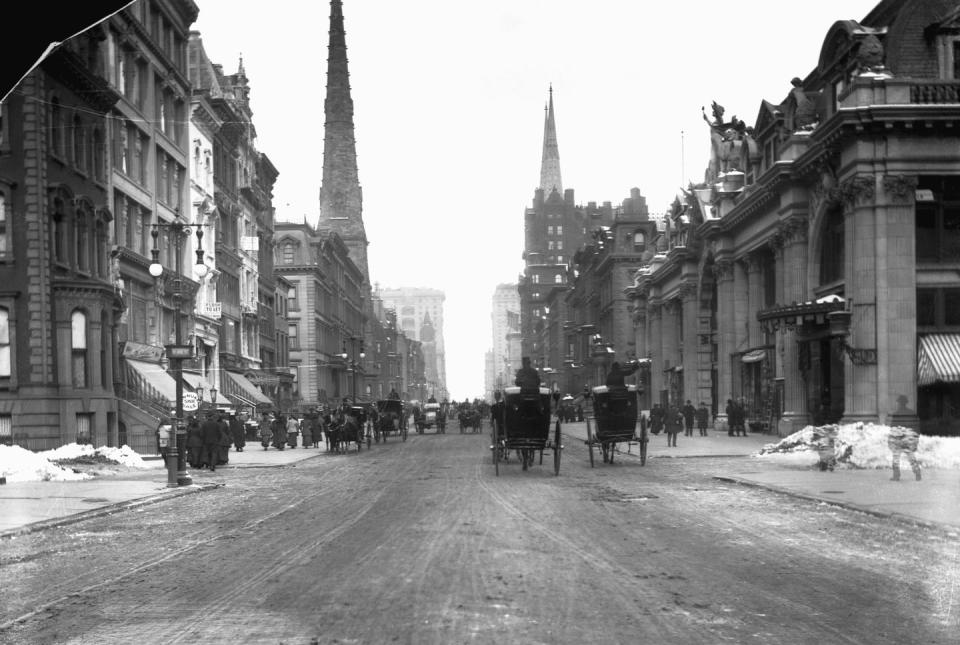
xmin=842 ymin=175 xmax=879 ymax=423
xmin=745 ymin=253 xmax=764 ymax=350
xmin=778 ymin=217 xmax=810 ymax=435
xmin=714 ymin=259 xmax=735 ymax=432
xmin=680 ymin=280 xmax=699 ymax=409
xmin=661 ymin=298 xmax=680 ymax=405
xmin=877 ymin=175 xmax=919 ymax=425
xmin=732 ymin=259 xmax=749 ymax=398
xmin=647 ymin=301 xmax=663 ymax=404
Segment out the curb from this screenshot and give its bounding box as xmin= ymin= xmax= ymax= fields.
xmin=713 ymin=475 xmax=959 ymax=534
xmin=0 ymin=481 xmax=223 ymax=540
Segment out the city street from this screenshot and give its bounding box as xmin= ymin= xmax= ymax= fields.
xmin=1 ymin=430 xmax=957 ymax=644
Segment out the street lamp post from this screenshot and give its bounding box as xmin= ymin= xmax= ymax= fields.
xmin=339 ymin=335 xmax=365 ymax=404
xmin=149 ymin=220 xmax=209 ymax=488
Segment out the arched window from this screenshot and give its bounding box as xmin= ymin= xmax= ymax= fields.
xmin=820 ymin=205 xmax=845 ymax=285
xmin=93 ymin=128 xmax=105 ymax=182
xmin=71 ymin=310 xmax=87 ymax=388
xmin=633 ymin=231 xmax=646 ymax=252
xmin=75 ymin=201 xmax=91 ymax=271
xmin=0 ymin=307 xmax=10 ymax=377
xmin=72 ymin=114 xmax=83 ymax=169
xmin=554 ymin=274 xmax=563 ymax=284
xmin=283 ymin=244 xmax=295 ymax=264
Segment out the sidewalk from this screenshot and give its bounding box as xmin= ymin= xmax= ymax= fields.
xmin=0 ymin=444 xmax=324 ymax=538
xmin=560 ymin=420 xmax=960 ymax=532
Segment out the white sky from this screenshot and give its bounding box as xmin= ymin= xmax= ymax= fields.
xmin=192 ymin=0 xmax=880 ymax=401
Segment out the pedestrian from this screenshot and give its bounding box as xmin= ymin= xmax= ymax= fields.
xmin=649 ymin=403 xmax=664 ymax=436
xmin=695 ymin=401 xmax=710 ymax=437
xmin=725 ymin=399 xmax=736 ymax=436
xmin=664 ymin=405 xmax=682 ymax=447
xmin=200 ymin=412 xmax=221 ymax=471
xmin=682 ymin=399 xmax=696 ymax=437
xmin=888 ymin=426 xmax=921 ymax=481
xmin=259 ymin=417 xmax=273 ymax=450
xmin=272 ymin=414 xmax=287 ymax=450
xmin=186 ymin=415 xmax=203 ymax=467
xmin=286 ymin=414 xmax=300 ymax=448
xmin=813 ymin=425 xmax=838 ymax=471
xmin=217 ymin=413 xmax=232 ymax=466
xmin=229 ymin=413 xmax=245 ymax=452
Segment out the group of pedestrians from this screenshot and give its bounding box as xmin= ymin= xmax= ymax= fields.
xmin=257 ymin=412 xmax=326 ymax=450
xmin=184 ymin=411 xmax=246 ymax=471
xmin=645 ymin=400 xmax=712 ymax=447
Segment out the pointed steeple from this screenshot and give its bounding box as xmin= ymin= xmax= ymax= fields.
xmin=539 ymin=84 xmax=562 ymax=197
xmin=318 ymin=0 xmax=369 ymax=285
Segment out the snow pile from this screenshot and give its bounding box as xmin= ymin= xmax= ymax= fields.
xmin=0 ymin=443 xmax=163 ymax=483
xmin=754 ymin=422 xmax=960 ymax=470
xmin=0 ymin=444 xmax=93 ymax=482
xmin=41 ymin=443 xmax=157 ymax=469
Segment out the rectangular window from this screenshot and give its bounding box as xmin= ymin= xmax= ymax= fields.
xmin=0 ymin=192 xmax=7 ymax=257
xmin=557 ymin=240 xmax=563 ymax=250
xmin=556 ymin=225 xmax=563 ymax=236
xmin=954 ymin=40 xmax=960 ymax=80
xmin=0 ymin=414 xmax=11 ymax=445
xmin=288 ymin=323 xmax=299 ymax=349
xmin=547 ymin=226 xmax=554 ymax=236
xmin=76 ymin=413 xmax=92 ymax=445
xmin=945 ymin=289 xmax=960 ymax=326
xmin=0 ymin=308 xmax=9 ymax=377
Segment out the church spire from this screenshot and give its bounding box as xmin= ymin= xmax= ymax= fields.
xmin=318 ymin=0 xmax=369 ymax=285
xmin=539 ymin=84 xmax=562 ymax=197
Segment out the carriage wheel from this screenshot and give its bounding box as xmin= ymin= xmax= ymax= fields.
xmin=640 ymin=429 xmax=648 ymax=466
xmin=553 ymin=420 xmax=562 ymax=476
xmin=401 ymin=425 xmax=408 ymax=442
xmin=608 ymin=442 xmax=615 ymax=464
xmin=586 ymin=418 xmax=595 ymax=468
xmin=367 ymin=431 xmax=372 ymax=449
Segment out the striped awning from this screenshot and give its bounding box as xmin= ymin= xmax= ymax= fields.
xmin=918 ymin=334 xmax=960 ymax=386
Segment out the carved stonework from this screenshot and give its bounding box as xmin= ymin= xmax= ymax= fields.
xmin=741 ymin=253 xmax=762 ymax=274
xmin=839 ymin=175 xmax=876 ymax=208
xmin=882 ymin=175 xmax=919 ymax=203
xmin=766 ymin=232 xmax=785 ymax=253
xmin=664 ymin=299 xmax=683 ymax=316
xmin=714 ymin=259 xmax=734 ymax=283
xmin=677 ymin=280 xmax=697 ymax=302
xmin=780 ymin=217 xmax=809 ymax=246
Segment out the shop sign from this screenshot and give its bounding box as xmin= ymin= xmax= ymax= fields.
xmin=122 ymin=341 xmax=164 ymax=362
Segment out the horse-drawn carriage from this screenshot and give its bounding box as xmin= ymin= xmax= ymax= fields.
xmin=491 ymin=386 xmax=561 ymax=475
xmin=375 ymin=399 xmax=407 ymax=442
xmin=458 ymin=407 xmax=482 ymax=433
xmin=327 ymin=406 xmax=367 ymax=453
xmin=585 ymin=384 xmax=647 ymax=466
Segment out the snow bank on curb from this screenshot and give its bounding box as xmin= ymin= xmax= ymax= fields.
xmin=0 ymin=443 xmax=162 ymax=482
xmin=753 ymin=422 xmax=960 ymax=469
xmin=0 ymin=444 xmax=94 ymax=482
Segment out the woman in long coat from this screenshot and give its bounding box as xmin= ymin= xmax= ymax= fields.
xmin=272 ymin=414 xmax=288 ymax=450
xmin=258 ymin=418 xmax=273 ymax=450
xmin=186 ymin=415 xmax=203 ymax=468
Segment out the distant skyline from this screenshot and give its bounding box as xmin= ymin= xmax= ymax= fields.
xmin=10 ymin=0 xmax=882 ymax=400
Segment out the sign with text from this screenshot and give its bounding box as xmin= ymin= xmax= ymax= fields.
xmin=165 ymin=344 xmax=195 ymax=360
xmin=182 ymin=392 xmax=199 ymax=412
xmin=122 ymin=341 xmax=164 ymax=362
xmin=202 ymin=302 xmax=222 ymax=319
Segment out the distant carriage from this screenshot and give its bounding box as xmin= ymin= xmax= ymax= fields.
xmin=458 ymin=408 xmax=482 ymax=433
xmin=585 ymin=385 xmax=647 ymax=466
xmin=416 ymin=401 xmax=443 ymax=433
xmin=491 ymin=386 xmax=561 ymax=475
xmin=375 ymin=399 xmax=407 ymax=442
xmin=328 ymin=407 xmax=366 ymax=453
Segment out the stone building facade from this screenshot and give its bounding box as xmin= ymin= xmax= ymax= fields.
xmin=627 ymin=0 xmax=960 ymax=436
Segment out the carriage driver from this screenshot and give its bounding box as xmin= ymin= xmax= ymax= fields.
xmin=515 ymin=356 xmax=541 ymax=393
xmin=387 ymin=388 xmax=400 ymax=400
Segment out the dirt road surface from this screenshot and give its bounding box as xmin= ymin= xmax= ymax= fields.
xmin=1 ymin=431 xmax=956 ymax=644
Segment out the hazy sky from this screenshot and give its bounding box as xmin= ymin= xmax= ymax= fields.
xmin=191 ymin=0 xmax=880 ymax=400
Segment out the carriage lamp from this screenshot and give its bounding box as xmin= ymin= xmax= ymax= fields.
xmin=149 ymin=219 xmax=209 ymax=488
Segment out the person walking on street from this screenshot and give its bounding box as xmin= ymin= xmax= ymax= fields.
xmin=682 ymin=400 xmax=696 ymax=437
xmin=286 ymin=415 xmax=300 ymax=448
xmin=664 ymin=405 xmax=682 ymax=447
xmin=229 ymin=414 xmax=245 ymax=452
xmin=186 ymin=415 xmax=203 ymax=467
xmin=272 ymin=414 xmax=288 ymax=450
xmin=695 ymin=401 xmax=710 ymax=437
xmin=217 ymin=413 xmax=232 ymax=466
xmin=200 ymin=413 xmax=221 ymax=471
xmin=259 ymin=418 xmax=273 ymax=450
xmin=888 ymin=426 xmax=921 ymax=481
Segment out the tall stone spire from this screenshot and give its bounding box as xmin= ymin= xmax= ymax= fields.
xmin=539 ymin=84 xmax=562 ymax=197
xmin=318 ymin=0 xmax=369 ymax=285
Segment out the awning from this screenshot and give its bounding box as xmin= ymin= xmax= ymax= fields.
xmin=918 ymin=334 xmax=960 ymax=386
xmin=181 ymin=372 xmax=233 ymax=406
xmin=222 ymin=371 xmax=274 ymax=407
xmin=126 ymin=359 xmax=178 ymax=403
xmin=741 ymin=349 xmax=767 ymax=363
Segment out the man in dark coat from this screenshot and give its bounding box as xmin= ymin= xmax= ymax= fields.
xmin=229 ymin=414 xmax=245 ymax=452
xmin=200 ymin=413 xmax=221 ymax=472
xmin=682 ymin=400 xmax=696 ymax=437
xmin=217 ymin=413 xmax=233 ymax=465
xmin=515 ymin=356 xmax=540 ymax=392
xmin=695 ymin=401 xmax=710 ymax=437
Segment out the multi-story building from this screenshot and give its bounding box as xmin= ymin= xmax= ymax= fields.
xmin=519 ymin=87 xmax=612 ymax=364
xmin=0 ymin=19 xmax=125 ymax=449
xmin=488 ymin=283 xmax=521 ymax=395
xmin=274 ymin=220 xmax=365 ymax=407
xmin=628 ymin=0 xmax=960 ymax=436
xmin=377 ymin=287 xmax=447 ymax=399
xmin=188 ymin=34 xmax=277 ymax=415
